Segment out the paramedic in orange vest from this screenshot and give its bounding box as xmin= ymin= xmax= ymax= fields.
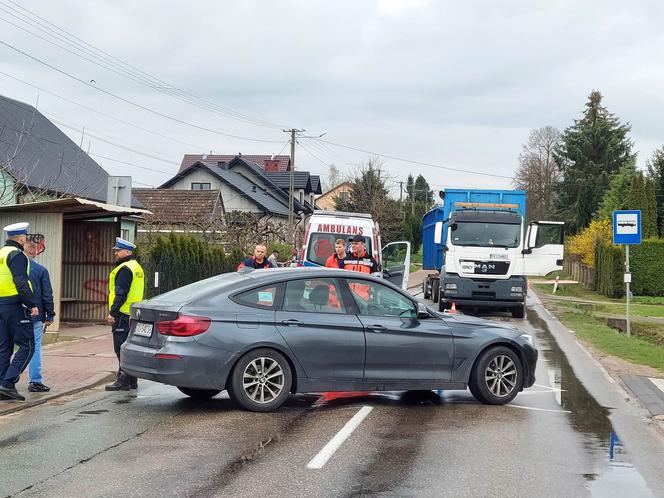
xmin=325 ymin=239 xmax=346 ymax=268
xmin=344 ymin=234 xmax=380 ymax=302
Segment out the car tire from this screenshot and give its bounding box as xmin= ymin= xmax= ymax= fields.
xmin=177 ymin=387 xmax=222 ymax=400
xmin=228 ymin=348 xmax=293 ymax=412
xmin=432 ymin=279 xmax=440 ymax=303
xmin=511 ymin=304 xmax=525 ymax=319
xmin=423 ymin=279 xmax=430 ymax=300
xmin=469 ymin=346 xmax=523 ymax=405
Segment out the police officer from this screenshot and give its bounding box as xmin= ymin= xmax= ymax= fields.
xmin=0 ymin=222 xmax=39 ymax=401
xmin=105 ymin=237 xmax=145 ymax=391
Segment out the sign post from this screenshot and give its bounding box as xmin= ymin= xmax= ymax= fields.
xmin=612 ymin=210 xmax=641 ymax=338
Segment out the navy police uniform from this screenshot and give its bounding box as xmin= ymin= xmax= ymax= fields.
xmin=0 ymin=222 xmax=38 ymax=401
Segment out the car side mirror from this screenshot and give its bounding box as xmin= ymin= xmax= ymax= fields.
xmin=522 ymin=248 xmax=532 ymax=255
xmin=417 ymin=303 xmax=430 ymax=319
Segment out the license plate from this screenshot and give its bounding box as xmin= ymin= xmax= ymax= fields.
xmin=490 ymin=253 xmax=509 ymax=260
xmin=134 ymin=322 xmax=153 ymax=337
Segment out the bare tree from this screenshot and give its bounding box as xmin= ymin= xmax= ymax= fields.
xmin=514 ymin=126 xmax=562 ymax=221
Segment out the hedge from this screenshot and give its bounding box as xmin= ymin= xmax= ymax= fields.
xmin=137 ymin=233 xmax=244 ymax=298
xmin=595 ymin=241 xmax=624 ymax=297
xmin=595 ymin=238 xmax=664 ymax=298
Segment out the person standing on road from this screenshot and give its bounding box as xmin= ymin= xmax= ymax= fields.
xmin=105 ymin=237 xmax=145 ymax=392
xmin=325 ymin=239 xmax=347 ymax=269
xmin=237 ymin=244 xmax=276 ymax=270
xmin=0 ymin=222 xmax=39 ymax=402
xmin=343 ymin=234 xmax=380 ymax=275
xmin=24 ymin=235 xmax=54 ymax=393
xmin=267 ymin=249 xmax=280 ymax=268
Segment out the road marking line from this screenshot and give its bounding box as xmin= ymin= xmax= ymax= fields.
xmin=306 ymin=406 xmax=373 ymax=469
xmin=649 ymin=377 xmax=664 ymax=393
xmin=533 ymin=383 xmax=564 ymax=392
xmin=507 ymin=404 xmax=571 ymax=414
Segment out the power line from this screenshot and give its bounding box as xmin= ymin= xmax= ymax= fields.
xmin=0 ymin=40 xmax=285 ymax=144
xmin=310 ymin=137 xmax=515 ymax=179
xmin=0 ymin=70 xmax=215 ymax=152
xmin=0 ymin=0 xmax=290 ymax=130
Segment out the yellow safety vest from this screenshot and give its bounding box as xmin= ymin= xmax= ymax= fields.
xmin=108 ymin=259 xmax=145 ymax=315
xmin=0 ymin=245 xmax=31 ymax=297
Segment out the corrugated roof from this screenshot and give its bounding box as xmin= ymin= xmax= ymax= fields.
xmin=0 ymin=95 xmax=109 ymax=202
xmin=132 ymin=189 xmax=221 ymax=224
xmin=265 ymin=171 xmax=312 ymax=190
xmin=179 ymin=154 xmax=290 ymax=173
xmin=310 ymin=175 xmax=322 ymax=194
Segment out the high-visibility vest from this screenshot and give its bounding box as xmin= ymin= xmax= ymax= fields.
xmin=108 ymin=259 xmax=145 ymax=315
xmin=0 ymin=245 xmax=31 ymax=297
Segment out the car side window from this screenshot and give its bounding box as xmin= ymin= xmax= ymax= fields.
xmin=346 ymin=279 xmax=416 ymax=318
xmin=234 ymin=285 xmax=279 ymax=309
xmin=282 ymin=278 xmax=347 ymax=314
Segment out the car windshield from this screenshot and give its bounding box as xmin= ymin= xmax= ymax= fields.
xmin=306 ymin=232 xmax=372 ymax=266
xmin=450 ymin=222 xmax=521 ymax=248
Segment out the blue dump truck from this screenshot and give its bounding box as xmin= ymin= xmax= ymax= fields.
xmin=422 ymin=189 xmax=565 ymax=317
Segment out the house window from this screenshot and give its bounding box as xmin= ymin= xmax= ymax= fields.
xmin=121 ymin=229 xmax=130 ymax=240
xmin=300 ymin=191 xmax=304 ymax=203
xmin=191 ymin=182 xmax=211 ymax=190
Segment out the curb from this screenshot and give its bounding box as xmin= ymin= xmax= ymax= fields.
xmin=0 ymin=372 xmax=115 ymax=417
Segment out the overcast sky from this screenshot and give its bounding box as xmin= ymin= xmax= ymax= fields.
xmin=2 ymin=0 xmax=664 ymax=194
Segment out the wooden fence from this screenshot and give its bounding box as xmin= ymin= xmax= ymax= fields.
xmin=563 ymin=255 xmax=595 ymax=289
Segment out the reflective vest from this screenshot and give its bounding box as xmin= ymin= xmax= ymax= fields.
xmin=108 ymin=259 xmax=145 ymax=315
xmin=0 ymin=245 xmax=31 ymax=297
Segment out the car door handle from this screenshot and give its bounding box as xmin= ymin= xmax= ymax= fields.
xmin=281 ymin=319 xmax=302 ymax=326
xmin=367 ymin=325 xmax=387 ymax=332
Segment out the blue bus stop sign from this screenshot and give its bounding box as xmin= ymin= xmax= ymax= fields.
xmin=613 ymin=210 xmax=641 ymax=245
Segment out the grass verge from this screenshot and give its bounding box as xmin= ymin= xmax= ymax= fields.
xmin=559 ymin=311 xmax=664 ymax=373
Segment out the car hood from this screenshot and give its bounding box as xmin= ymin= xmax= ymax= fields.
xmin=435 ymin=311 xmax=522 ymax=339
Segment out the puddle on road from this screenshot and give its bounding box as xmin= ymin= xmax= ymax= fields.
xmin=527 ymin=308 xmax=653 ymax=497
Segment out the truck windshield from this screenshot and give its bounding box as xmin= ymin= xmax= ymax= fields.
xmin=450 ymin=222 xmax=521 ymax=248
xmin=306 ymin=233 xmax=372 ymax=266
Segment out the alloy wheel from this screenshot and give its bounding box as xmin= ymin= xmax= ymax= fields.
xmin=242 ymin=357 xmax=285 ymax=404
xmin=484 ymin=354 xmax=518 ymax=398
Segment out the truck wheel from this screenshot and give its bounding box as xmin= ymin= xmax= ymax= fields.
xmin=423 ymin=279 xmax=430 ymax=299
xmin=511 ymin=304 xmax=525 ymax=319
xmin=432 ymin=279 xmax=440 ymax=303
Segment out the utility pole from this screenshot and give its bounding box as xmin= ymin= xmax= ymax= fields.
xmin=411 ymin=186 xmax=415 ymax=216
xmin=399 ymin=181 xmax=404 ymax=219
xmin=284 ymin=128 xmax=305 ymax=244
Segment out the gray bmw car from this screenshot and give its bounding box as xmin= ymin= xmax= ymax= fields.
xmin=121 ymin=267 xmax=537 ymax=412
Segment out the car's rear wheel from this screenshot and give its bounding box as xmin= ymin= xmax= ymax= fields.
xmin=177 ymin=387 xmax=221 ymax=400
xmin=469 ymin=346 xmax=522 ymax=405
xmin=228 ymin=348 xmax=292 ymax=412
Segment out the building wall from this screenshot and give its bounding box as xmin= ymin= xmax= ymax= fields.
xmin=316 ymin=184 xmax=352 ymax=211
xmin=0 ymin=212 xmax=63 ymax=331
xmin=169 ymin=170 xmax=262 ymax=213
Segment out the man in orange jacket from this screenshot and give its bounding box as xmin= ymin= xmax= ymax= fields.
xmin=325 ymin=239 xmax=346 ymax=269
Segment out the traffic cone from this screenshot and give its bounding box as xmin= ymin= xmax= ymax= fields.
xmin=450 ymin=302 xmax=457 ymax=314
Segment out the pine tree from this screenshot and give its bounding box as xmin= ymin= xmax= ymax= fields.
xmin=598 ymin=160 xmax=636 ymax=220
xmin=554 ymin=90 xmax=635 ymax=233
xmin=646 ymin=147 xmax=664 ymax=236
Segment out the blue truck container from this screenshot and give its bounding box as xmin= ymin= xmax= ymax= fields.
xmin=422 ymin=189 xmax=526 ymax=272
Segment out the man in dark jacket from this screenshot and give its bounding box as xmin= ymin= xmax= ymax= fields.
xmin=0 ymin=222 xmax=39 ymax=401
xmin=237 ymin=244 xmax=276 ymax=270
xmin=25 ymin=235 xmax=54 ymax=393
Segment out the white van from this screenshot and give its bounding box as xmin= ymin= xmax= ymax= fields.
xmin=301 ymin=210 xmax=411 ymax=290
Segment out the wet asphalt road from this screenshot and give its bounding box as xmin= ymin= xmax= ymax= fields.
xmin=1 ymin=294 xmax=663 ymax=497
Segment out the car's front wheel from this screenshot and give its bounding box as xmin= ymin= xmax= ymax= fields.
xmin=469 ymin=346 xmax=523 ymax=405
xmin=177 ymin=387 xmax=222 ymax=400
xmin=228 ymin=348 xmax=292 ymax=412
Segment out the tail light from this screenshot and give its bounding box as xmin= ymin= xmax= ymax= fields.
xmin=156 ymin=315 xmax=211 ymax=336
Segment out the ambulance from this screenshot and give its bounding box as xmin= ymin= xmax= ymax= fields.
xmin=301 ymin=210 xmax=411 ymax=290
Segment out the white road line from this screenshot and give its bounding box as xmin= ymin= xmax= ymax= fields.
xmin=533 ymin=383 xmax=564 ymax=392
xmin=649 ymin=377 xmax=664 ymax=393
xmin=507 ymin=404 xmax=571 ymax=414
xmin=307 ymin=406 xmax=373 ymax=470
